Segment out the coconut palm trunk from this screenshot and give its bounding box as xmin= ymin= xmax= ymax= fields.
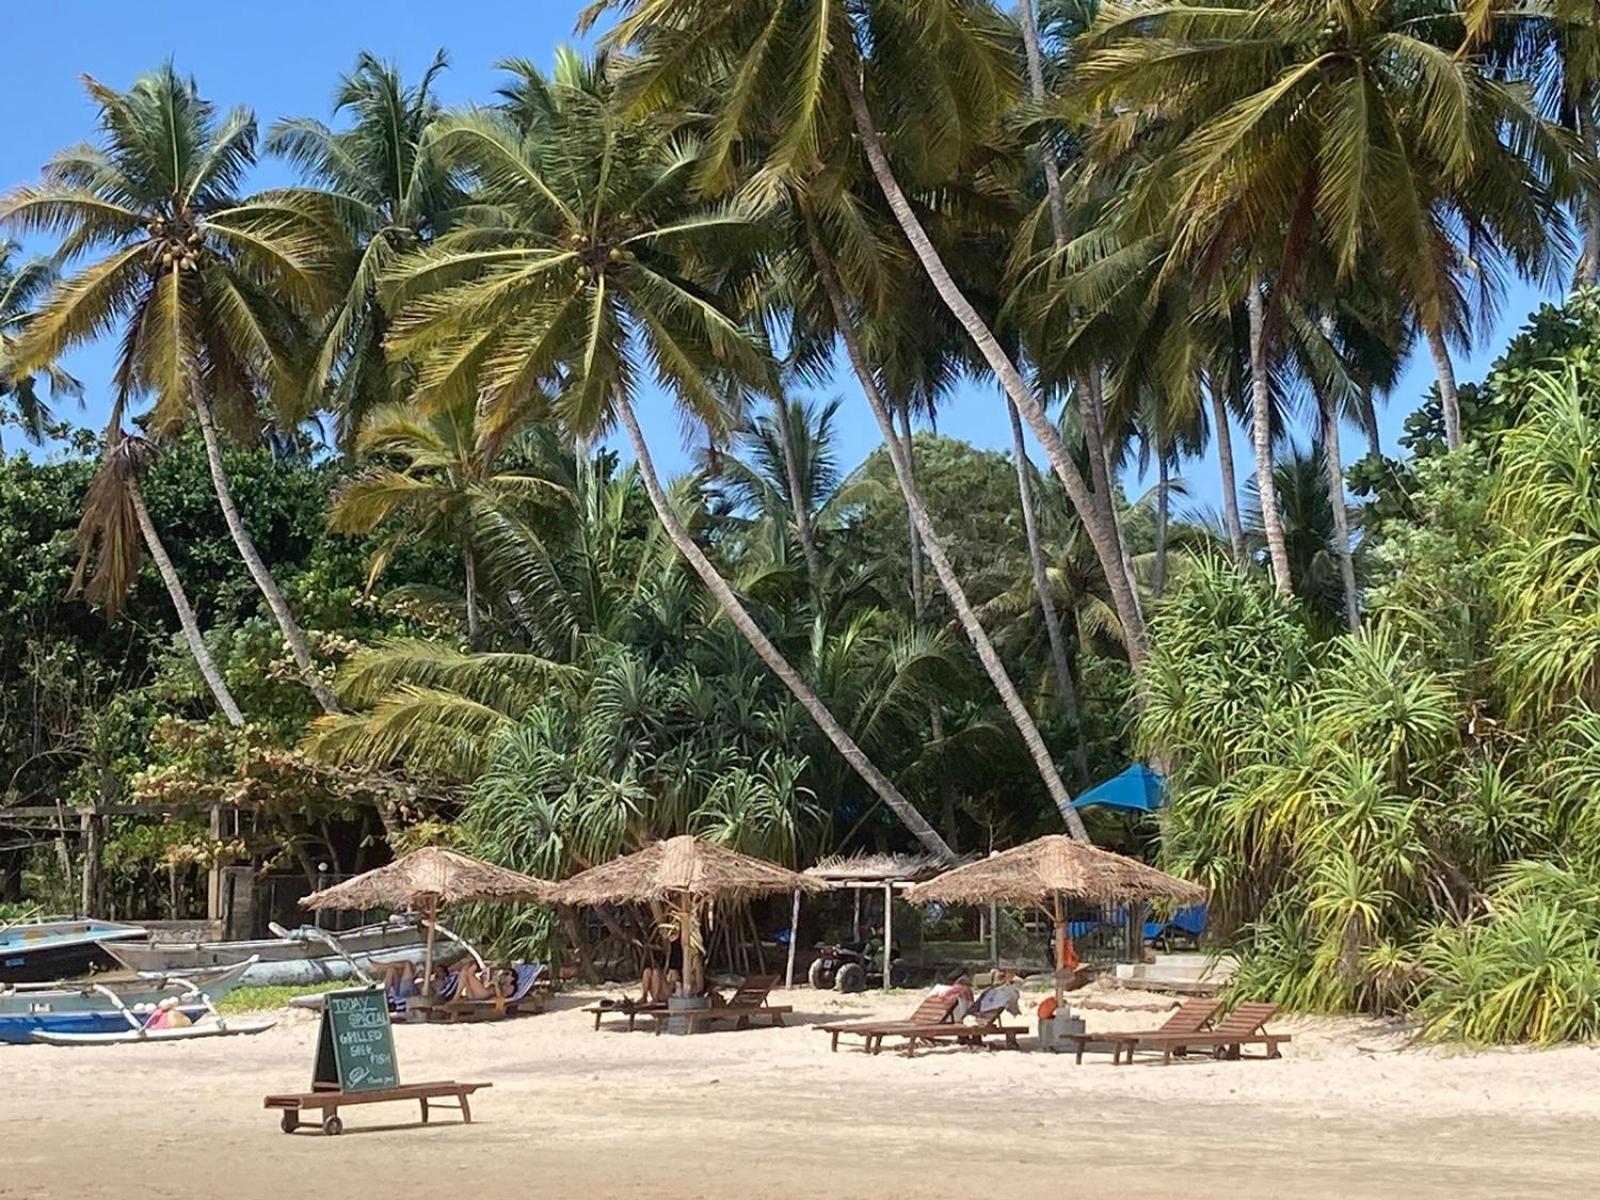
xmin=838 ymin=66 xmax=1146 ymax=667
xmin=1317 ymin=389 xmax=1361 ymax=634
xmin=614 ymin=393 xmax=955 ymax=861
xmin=773 ymin=399 xmax=823 ymax=589
xmin=1153 ymin=448 xmax=1170 ymax=599
xmin=1208 ymin=382 xmax=1247 ymax=560
xmin=1579 ymin=100 xmax=1600 ymax=290
xmin=129 ymin=480 xmax=246 ymax=727
xmin=1245 ymin=279 xmax=1293 ymax=595
xmin=464 ymin=546 xmax=482 ymax=648
xmin=1007 ymin=398 xmax=1090 ymax=788
xmin=1424 ymin=323 xmax=1463 ymax=452
xmin=898 ymin=405 xmax=926 ymax=619
xmin=1358 ymin=384 xmax=1382 ymax=460
xmin=191 ymin=397 xmax=341 ymax=713
xmin=806 ymin=224 xmax=1089 ymax=840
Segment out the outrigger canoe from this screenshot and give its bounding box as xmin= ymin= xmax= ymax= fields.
xmin=0 ymin=959 xmax=254 ymax=1045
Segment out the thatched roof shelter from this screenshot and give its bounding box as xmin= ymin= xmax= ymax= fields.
xmin=550 ymin=837 xmax=822 ymax=995
xmin=300 ymin=847 xmax=553 ymax=1000
xmin=907 ymin=836 xmax=1204 ymax=1005
xmin=300 ymin=846 xmax=553 ymax=911
xmin=906 ymin=836 xmax=1204 ymax=908
xmin=549 ymin=836 xmax=824 ymax=907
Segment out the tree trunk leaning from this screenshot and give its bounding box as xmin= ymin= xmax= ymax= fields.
xmin=1424 ymin=323 xmax=1463 ymax=452
xmin=191 ymin=398 xmax=340 ymax=714
xmin=1007 ymin=397 xmax=1090 ymax=788
xmin=1246 ymin=280 xmax=1294 ymax=596
xmin=615 ymin=393 xmax=956 ymax=862
xmin=806 ymin=224 xmax=1090 ymax=840
xmin=1318 ymin=388 xmax=1361 ymax=635
xmin=839 ymin=66 xmax=1147 ymax=667
xmin=130 ymin=479 xmax=246 ymax=727
xmin=899 ymin=405 xmax=926 ymax=621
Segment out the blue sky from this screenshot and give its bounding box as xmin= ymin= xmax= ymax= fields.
xmin=4 ymin=1 xmax=1566 ymax=508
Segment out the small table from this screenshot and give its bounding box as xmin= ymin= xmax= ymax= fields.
xmin=264 ymin=1081 xmax=489 ymax=1136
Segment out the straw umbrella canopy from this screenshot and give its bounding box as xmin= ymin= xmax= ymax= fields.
xmin=301 ymin=847 xmax=553 ymax=997
xmin=907 ymin=836 xmax=1205 ymax=1003
xmin=549 ymin=836 xmax=826 ymax=995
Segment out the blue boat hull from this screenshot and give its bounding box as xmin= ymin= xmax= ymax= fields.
xmin=0 ymin=1005 xmax=209 ymax=1045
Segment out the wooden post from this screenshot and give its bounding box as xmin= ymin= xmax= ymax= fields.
xmin=680 ymin=897 xmax=701 ymax=996
xmin=990 ymin=901 xmax=1000 ymax=967
xmin=882 ymin=882 xmax=894 ymax=988
xmin=784 ymin=889 xmax=801 ymax=989
xmin=852 ymin=887 xmax=862 ymax=942
xmin=207 ymin=804 xmax=224 ymax=922
xmin=79 ymin=810 xmax=103 ymax=920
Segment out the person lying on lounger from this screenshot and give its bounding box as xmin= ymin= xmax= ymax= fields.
xmin=371 ymin=958 xmax=422 ymax=1003
xmin=929 ymin=970 xmax=976 ymax=1019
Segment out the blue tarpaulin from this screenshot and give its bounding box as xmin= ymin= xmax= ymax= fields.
xmin=1071 ymin=764 xmax=1165 ymax=813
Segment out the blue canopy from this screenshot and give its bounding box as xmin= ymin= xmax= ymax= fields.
xmin=1071 ymin=764 xmax=1165 ymax=813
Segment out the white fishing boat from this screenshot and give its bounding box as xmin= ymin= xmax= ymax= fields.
xmin=104 ymin=920 xmax=458 ymax=987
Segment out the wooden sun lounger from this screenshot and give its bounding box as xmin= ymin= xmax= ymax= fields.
xmin=582 ymin=999 xmax=666 ymax=1031
xmin=646 ymin=975 xmax=791 ymax=1034
xmin=1064 ymin=997 xmax=1221 ymax=1065
xmin=264 ymin=1081 xmax=489 ymax=1136
xmin=1112 ymin=1001 xmax=1290 ymax=1065
xmin=870 ymin=1007 xmax=1026 ymax=1056
xmin=438 ymin=965 xmax=548 ymax=1023
xmin=816 ymin=991 xmax=959 ymax=1052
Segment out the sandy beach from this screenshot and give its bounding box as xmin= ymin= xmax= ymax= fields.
xmin=4 ymin=985 xmax=1598 ymax=1200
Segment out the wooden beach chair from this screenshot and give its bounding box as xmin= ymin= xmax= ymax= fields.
xmin=870 ymin=1006 xmax=1027 ymax=1056
xmin=1114 ymin=1001 xmax=1290 ymax=1065
xmin=648 ymin=974 xmax=792 ymax=1034
xmin=1064 ymin=997 xmax=1221 ymax=1065
xmin=816 ymin=990 xmax=960 ymax=1052
xmin=582 ymin=997 xmax=667 ymax=1031
xmin=439 ymin=964 xmax=548 ymax=1023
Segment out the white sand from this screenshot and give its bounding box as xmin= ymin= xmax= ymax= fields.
xmin=4 ymin=986 xmax=1599 ymax=1199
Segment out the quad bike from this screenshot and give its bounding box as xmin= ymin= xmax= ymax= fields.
xmin=808 ymin=941 xmax=912 ymax=992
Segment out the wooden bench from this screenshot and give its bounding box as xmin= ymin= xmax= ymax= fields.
xmin=264 ymin=1081 xmax=490 ymax=1135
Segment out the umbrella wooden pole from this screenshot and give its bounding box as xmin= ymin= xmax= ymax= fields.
xmin=1053 ymin=892 xmax=1065 ymax=1007
xmin=679 ymin=896 xmax=699 ymax=996
xmin=423 ymin=895 xmax=438 ymax=999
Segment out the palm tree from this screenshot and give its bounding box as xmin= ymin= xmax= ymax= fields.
xmin=382 ymin=60 xmax=954 ymax=859
xmin=589 ymin=0 xmax=1152 ymax=668
xmin=1078 ymin=0 xmax=1575 ymax=454
xmin=328 ymin=392 xmax=566 ymax=645
xmin=70 ymin=429 xmax=246 ymax=726
xmin=0 ymin=240 xmax=80 ymax=456
xmin=0 ymin=65 xmax=341 ymax=711
xmin=268 ymin=51 xmax=461 ymax=453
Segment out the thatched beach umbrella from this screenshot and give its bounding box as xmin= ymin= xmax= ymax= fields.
xmin=301 ymin=847 xmax=553 ymax=997
xmin=549 ymin=836 xmax=826 ymax=995
xmin=907 ymin=835 xmax=1205 ymax=1004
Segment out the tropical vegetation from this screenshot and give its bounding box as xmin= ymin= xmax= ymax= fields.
xmin=3 ymin=1 xmax=1600 ymax=1044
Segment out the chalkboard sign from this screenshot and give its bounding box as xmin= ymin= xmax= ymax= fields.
xmin=312 ymin=987 xmax=399 ymax=1093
